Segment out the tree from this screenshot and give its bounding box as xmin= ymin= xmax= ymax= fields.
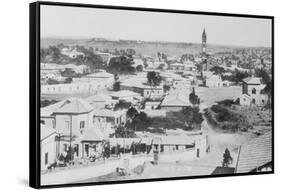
xmin=64 ymin=77 xmax=73 ymax=84
xmin=157 ymin=63 xmax=166 ymax=70
xmin=49 ymin=46 xmax=61 ymax=61
xmin=182 ymin=106 xmax=204 ymax=129
xmin=255 ymin=68 xmax=272 ymax=106
xmin=114 ymin=100 xmax=131 ymax=111
xmin=163 ymin=84 xmax=171 ymax=92
xmin=136 ymin=65 xmax=144 ymax=72
xmin=113 ymin=81 xmax=120 ymax=91
xmin=111 ymin=125 xmax=136 ymax=138
xmin=222 ymin=148 xmax=233 ymax=167
xmin=127 ymin=107 xmax=138 ymax=120
xmin=210 ymin=66 xmax=226 ymax=75
xmin=147 ymin=71 xmax=162 ymax=86
xmin=255 ymin=68 xmax=270 ymax=83
xmin=129 ymin=112 xmax=151 ymax=132
xmin=108 ymin=56 xmax=135 ymax=74
xmin=189 ymin=87 xmax=200 ymax=107
xmin=60 ymin=68 xmax=76 ymax=77
xmin=40 ymin=48 xmax=48 ymax=62
xmin=46 ymin=78 xmax=59 ymax=85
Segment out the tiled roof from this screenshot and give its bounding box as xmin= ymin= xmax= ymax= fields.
xmin=242 ymin=77 xmax=262 ymax=84
xmin=161 ymin=90 xmax=190 ymax=107
xmin=53 ymin=98 xmax=93 ymax=114
xmin=236 ymin=132 xmax=272 ymax=173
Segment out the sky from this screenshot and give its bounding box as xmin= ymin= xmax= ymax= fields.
xmin=41 ymin=5 xmax=272 ymax=47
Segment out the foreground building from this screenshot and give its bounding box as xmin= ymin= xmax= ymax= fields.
xmin=235 ymin=132 xmax=272 ymax=173
xmin=41 ymin=124 xmax=57 ymax=170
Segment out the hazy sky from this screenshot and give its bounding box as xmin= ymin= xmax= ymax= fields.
xmin=41 ymin=5 xmax=272 ymax=47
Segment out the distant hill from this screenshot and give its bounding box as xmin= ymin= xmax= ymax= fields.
xmin=41 ymin=37 xmax=250 ymax=58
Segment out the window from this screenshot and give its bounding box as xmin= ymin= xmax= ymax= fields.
xmin=252 ymin=98 xmax=256 ymax=104
xmin=85 ymin=144 xmax=89 ymax=156
xmin=252 ymin=88 xmax=256 ymax=94
xmin=80 ymin=121 xmax=85 ymax=129
xmin=176 ymin=145 xmax=179 ymax=150
xmin=75 ymin=144 xmax=79 ymax=157
xmin=45 ymin=152 xmax=48 ymax=165
xmin=63 ymin=144 xmax=68 ymax=152
xmin=65 ymin=121 xmax=70 ymax=130
xmin=40 ymin=120 xmax=45 ymax=124
xmin=160 ymin=145 xmax=164 ymax=152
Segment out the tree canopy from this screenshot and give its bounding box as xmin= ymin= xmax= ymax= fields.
xmin=147 ymin=71 xmax=162 ymax=86
xmin=189 ymin=87 xmax=200 ymax=107
xmin=108 ymin=56 xmax=135 ymax=74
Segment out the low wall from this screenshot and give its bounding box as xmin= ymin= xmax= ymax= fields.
xmin=159 ymin=149 xmax=195 ymax=163
xmin=41 ymin=154 xmax=152 ymax=185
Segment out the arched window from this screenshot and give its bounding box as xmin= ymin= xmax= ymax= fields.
xmin=252 ymin=88 xmax=256 ymax=94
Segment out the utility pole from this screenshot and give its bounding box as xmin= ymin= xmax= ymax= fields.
xmin=69 ymin=115 xmax=73 ymax=162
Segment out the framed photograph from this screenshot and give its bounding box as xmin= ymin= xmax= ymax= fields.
xmin=29 ymin=1 xmax=274 ymax=188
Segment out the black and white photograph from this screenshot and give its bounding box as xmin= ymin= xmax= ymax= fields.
xmin=35 ymin=2 xmax=273 ymax=187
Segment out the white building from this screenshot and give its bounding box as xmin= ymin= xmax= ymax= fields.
xmin=111 ymin=90 xmax=142 ymax=104
xmin=41 ymin=71 xmax=114 ymax=96
xmin=84 ymin=94 xmax=113 ymax=109
xmin=41 ymin=124 xmax=57 ymax=171
xmin=239 ymin=77 xmax=267 ymax=106
xmin=73 ymin=71 xmax=114 ymax=89
xmin=61 ymin=48 xmax=85 ymax=59
xmin=120 ymin=80 xmax=164 ymax=100
xmin=41 ymin=98 xmax=106 ymax=158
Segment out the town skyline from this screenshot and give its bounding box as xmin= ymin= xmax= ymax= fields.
xmin=41 ymin=5 xmax=272 ymax=47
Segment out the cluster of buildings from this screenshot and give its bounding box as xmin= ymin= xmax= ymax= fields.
xmin=40 ymin=96 xmax=209 ymax=171
xmin=41 ymin=70 xmax=115 ymax=97
xmin=40 ymin=29 xmax=271 ymax=175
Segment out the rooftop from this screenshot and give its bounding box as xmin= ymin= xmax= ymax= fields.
xmin=242 ymin=77 xmax=262 ymax=84
xmin=41 ymin=98 xmax=93 ymax=116
xmin=235 ymin=132 xmax=272 ymax=173
xmin=161 ymin=90 xmax=191 ymax=107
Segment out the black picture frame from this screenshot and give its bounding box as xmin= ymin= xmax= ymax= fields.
xmin=30 ymin=1 xmax=274 ymax=189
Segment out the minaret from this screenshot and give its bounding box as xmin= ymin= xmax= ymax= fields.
xmin=201 ymin=28 xmax=208 ymax=71
xmin=202 ymin=28 xmax=207 ymax=54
